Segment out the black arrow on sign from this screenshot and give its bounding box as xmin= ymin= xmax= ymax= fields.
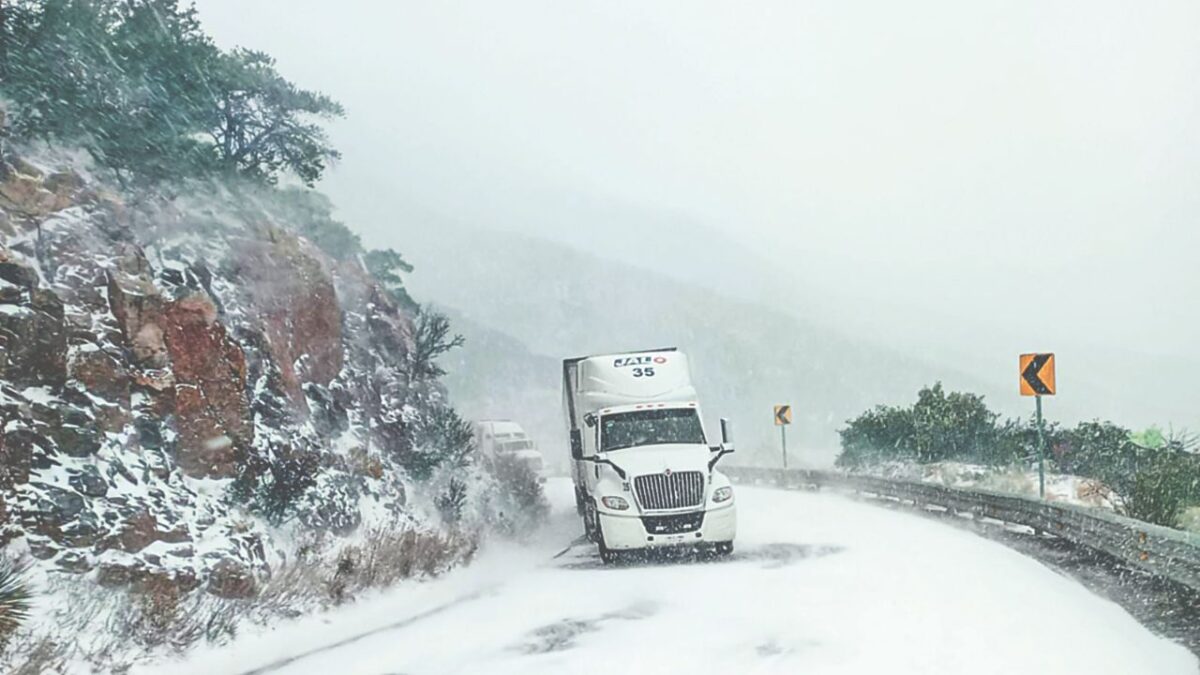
xmin=1022 ymin=354 xmax=1053 ymax=395
xmin=776 ymin=406 xmax=790 ymax=424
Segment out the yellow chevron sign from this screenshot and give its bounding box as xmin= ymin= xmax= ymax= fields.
xmin=774 ymin=405 xmax=792 ymax=426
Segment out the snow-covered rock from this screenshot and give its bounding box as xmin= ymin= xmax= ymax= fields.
xmin=0 ymin=148 xmax=524 ymax=633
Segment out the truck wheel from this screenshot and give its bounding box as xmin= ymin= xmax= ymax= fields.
xmin=599 ymin=539 xmax=620 ymax=565
xmin=583 ymin=500 xmax=600 ymax=543
xmin=715 ymin=541 xmax=734 ymax=556
xmin=575 ymin=487 xmax=587 ymax=517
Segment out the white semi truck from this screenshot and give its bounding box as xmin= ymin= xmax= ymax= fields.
xmin=562 ymin=348 xmax=736 ymax=563
xmin=473 ymin=420 xmax=546 ymax=482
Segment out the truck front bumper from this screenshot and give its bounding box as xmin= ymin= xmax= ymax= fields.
xmin=598 ymin=503 xmax=736 ymax=550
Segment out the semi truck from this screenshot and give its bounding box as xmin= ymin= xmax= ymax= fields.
xmin=473 ymin=420 xmax=546 ymax=482
xmin=562 ymin=348 xmax=736 ymax=563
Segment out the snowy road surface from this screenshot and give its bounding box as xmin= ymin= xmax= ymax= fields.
xmin=150 ymin=479 xmax=1199 ymax=675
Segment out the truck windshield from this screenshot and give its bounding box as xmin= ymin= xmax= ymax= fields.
xmin=600 ymin=408 xmax=706 ymax=451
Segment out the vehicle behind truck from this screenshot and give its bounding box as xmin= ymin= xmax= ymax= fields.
xmin=473 ymin=420 xmax=546 ymax=482
xmin=562 ymin=348 xmax=736 ymax=563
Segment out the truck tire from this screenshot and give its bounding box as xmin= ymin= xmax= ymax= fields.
xmin=715 ymin=541 xmax=734 ymax=556
xmin=598 ymin=538 xmax=620 ymax=565
xmin=583 ymin=500 xmax=600 ymax=543
xmin=575 ymin=487 xmax=587 ymax=517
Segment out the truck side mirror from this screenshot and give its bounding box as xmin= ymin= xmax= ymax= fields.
xmin=720 ymin=418 xmax=735 ymax=452
xmin=583 ymin=413 xmax=597 ymax=428
xmin=570 ymin=429 xmax=584 ymax=460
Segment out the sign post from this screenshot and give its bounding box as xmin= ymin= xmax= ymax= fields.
xmin=1019 ymin=353 xmax=1056 ymax=499
xmin=774 ymin=405 xmax=792 ymax=468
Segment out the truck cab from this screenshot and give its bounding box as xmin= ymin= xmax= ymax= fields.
xmin=563 ymin=348 xmax=736 ymax=563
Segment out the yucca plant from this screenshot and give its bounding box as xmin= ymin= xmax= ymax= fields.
xmin=0 ymin=560 xmax=32 ymax=645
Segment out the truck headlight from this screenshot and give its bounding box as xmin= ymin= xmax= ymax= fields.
xmin=601 ymin=496 xmax=630 ymax=510
xmin=712 ymin=487 xmax=733 ymax=503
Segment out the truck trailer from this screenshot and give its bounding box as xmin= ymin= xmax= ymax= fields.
xmin=562 ymin=348 xmax=736 ymax=563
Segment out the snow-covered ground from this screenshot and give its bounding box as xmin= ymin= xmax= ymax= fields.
xmin=140 ymin=479 xmax=1199 ymax=675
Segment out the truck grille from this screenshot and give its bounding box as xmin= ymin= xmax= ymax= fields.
xmin=642 ymin=511 xmax=705 ymax=535
xmin=634 ymin=471 xmax=705 ymax=510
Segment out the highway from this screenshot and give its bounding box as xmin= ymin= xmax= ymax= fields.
xmin=154 ymin=479 xmax=1199 ymax=675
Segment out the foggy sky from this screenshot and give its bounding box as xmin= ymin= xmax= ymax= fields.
xmin=194 ymin=1 xmax=1200 ymax=428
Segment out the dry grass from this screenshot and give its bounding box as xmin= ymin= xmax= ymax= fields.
xmin=9 ymin=636 xmax=66 ymax=675
xmin=0 ymin=524 xmax=477 ymax=673
xmin=331 ymin=526 xmax=477 ymax=597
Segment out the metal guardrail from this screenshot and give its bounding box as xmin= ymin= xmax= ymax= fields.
xmin=724 ymin=466 xmax=1200 ymax=593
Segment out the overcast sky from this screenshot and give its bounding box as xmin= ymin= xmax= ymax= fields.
xmin=194 ymin=0 xmax=1200 ymax=425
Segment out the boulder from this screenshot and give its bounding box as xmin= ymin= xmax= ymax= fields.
xmin=96 ymin=506 xmax=191 ymax=554
xmin=96 ymin=561 xmax=142 ymax=587
xmin=55 ymin=550 xmax=93 ymax=574
xmin=58 ymin=510 xmax=102 ymax=548
xmin=0 ymin=172 xmax=56 ymax=217
xmin=206 ymin=558 xmax=258 ymax=599
xmin=0 ymin=248 xmax=38 ymax=289
xmin=5 ymin=156 xmax=43 ymax=179
xmin=305 ymin=383 xmax=349 ymax=436
xmin=113 ymin=509 xmax=160 ymax=553
xmin=105 ymin=255 xmax=169 ymax=368
xmin=233 ymin=235 xmax=343 ymax=412
xmin=67 ymin=346 xmax=130 ymax=406
xmin=162 ymin=293 xmax=251 ymax=479
xmin=37 ymin=403 xmax=102 ymax=457
xmin=0 ymin=426 xmax=38 ymax=488
xmin=29 ymin=484 xmax=85 ymax=530
xmin=0 ymin=287 xmax=67 ymax=388
xmin=68 ymin=465 xmax=108 ymax=498
xmin=43 ymin=170 xmax=84 ymax=211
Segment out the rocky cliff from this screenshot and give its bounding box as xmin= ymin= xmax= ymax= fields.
xmin=0 ymin=146 xmax=499 ymax=609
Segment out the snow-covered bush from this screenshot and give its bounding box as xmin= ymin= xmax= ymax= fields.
xmin=0 ymin=560 xmax=30 ymax=649
xmin=838 ymin=385 xmax=1200 ymax=528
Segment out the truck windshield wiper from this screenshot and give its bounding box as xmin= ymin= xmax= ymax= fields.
xmin=584 ymin=454 xmax=628 ymax=480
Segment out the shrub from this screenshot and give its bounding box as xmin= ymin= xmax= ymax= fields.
xmin=229 ymin=444 xmax=321 ymax=525
xmin=838 ymin=385 xmax=1200 ymax=528
xmin=436 ymin=478 xmax=469 ymax=524
xmin=364 ymin=249 xmax=417 ymax=311
xmin=399 ymin=402 xmax=474 ymax=480
xmin=0 ymin=560 xmax=31 ymax=649
xmin=837 ymin=383 xmax=1005 ymax=468
xmin=1124 ymin=446 xmax=1200 ymax=527
xmin=489 ymin=454 xmax=549 ymax=529
xmin=328 ymin=526 xmax=477 ymax=594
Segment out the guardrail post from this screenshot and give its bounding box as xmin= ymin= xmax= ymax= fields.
xmin=1036 ymin=395 xmax=1046 ymax=499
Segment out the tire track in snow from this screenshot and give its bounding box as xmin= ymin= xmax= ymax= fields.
xmin=238 ymin=534 xmax=596 ymax=675
xmin=236 ymin=587 xmax=496 ymax=675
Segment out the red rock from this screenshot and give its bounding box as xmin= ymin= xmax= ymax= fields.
xmin=104 ymin=244 xmax=171 ymax=370
xmin=67 ymin=347 xmax=130 ymax=406
xmin=114 ymin=509 xmax=159 ymax=553
xmin=206 ymin=559 xmax=258 ymax=599
xmin=0 ymin=287 xmax=67 ymax=388
xmin=161 ymin=293 xmax=251 ymax=479
xmin=233 ymin=233 xmax=343 ymax=413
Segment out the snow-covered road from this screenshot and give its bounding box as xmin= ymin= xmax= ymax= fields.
xmin=152 ymin=479 xmax=1199 ymax=675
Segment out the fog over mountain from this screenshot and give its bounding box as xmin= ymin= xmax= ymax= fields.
xmin=397 ymin=217 xmax=1004 ymax=467
xmin=194 ymin=0 xmax=1200 ymax=447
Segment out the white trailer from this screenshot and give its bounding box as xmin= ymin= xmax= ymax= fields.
xmin=562 ymin=348 xmax=736 ymax=563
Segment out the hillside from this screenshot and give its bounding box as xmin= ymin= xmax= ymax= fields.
xmin=0 ymin=146 xmax=544 ymax=669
